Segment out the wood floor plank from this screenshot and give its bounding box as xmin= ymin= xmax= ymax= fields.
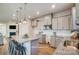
xmin=38 ymin=43 xmax=56 ymax=55
xmin=0 ymin=43 xmax=56 ymax=55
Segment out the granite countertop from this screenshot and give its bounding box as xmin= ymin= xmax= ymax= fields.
xmin=11 ymin=35 xmax=39 ymax=43
xmin=53 ymin=37 xmax=79 ymax=55
xmin=18 ymin=37 xmax=39 ymax=43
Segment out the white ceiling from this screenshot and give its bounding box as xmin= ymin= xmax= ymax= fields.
xmin=0 ymin=3 xmax=74 ymax=23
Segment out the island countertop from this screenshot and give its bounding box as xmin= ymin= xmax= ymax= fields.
xmin=11 ymin=35 xmax=39 ymax=43
xmin=10 ymin=35 xmax=39 ymax=55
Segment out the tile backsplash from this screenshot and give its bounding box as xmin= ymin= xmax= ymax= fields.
xmin=34 ymin=29 xmax=71 ymax=37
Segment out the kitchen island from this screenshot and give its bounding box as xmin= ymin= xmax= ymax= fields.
xmin=11 ymin=35 xmax=39 ymax=55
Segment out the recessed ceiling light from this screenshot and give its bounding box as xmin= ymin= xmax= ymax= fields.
xmin=51 ymin=4 xmax=55 ymax=8
xmin=12 ymin=14 xmax=16 ymax=20
xmin=37 ymin=11 xmax=40 ymax=15
xmin=0 ymin=24 xmax=3 ymax=25
xmin=28 ymin=16 xmax=31 ymax=18
xmin=12 ymin=14 xmax=16 ymax=17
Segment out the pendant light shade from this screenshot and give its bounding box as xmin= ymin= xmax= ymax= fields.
xmin=22 ymin=3 xmax=27 ymax=23
xmin=23 ymin=18 xmax=27 ymax=23
xmin=19 ymin=21 xmax=22 ymax=24
xmin=15 ymin=3 xmax=27 ymax=24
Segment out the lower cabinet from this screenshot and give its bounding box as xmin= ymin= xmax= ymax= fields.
xmin=0 ymin=35 xmax=4 ymax=45
xmin=50 ymin=36 xmax=56 ymax=47
xmin=23 ymin=41 xmax=31 ymax=55
xmin=31 ymin=39 xmax=39 ymax=55
xmin=23 ymin=39 xmax=39 ymax=55
xmin=39 ymin=34 xmax=46 ymax=44
xmin=50 ymin=36 xmax=63 ymax=48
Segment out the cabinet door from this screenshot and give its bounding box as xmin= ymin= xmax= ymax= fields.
xmin=52 ymin=18 xmax=58 ymax=29
xmin=58 ymin=17 xmax=63 ymax=29
xmin=76 ymin=4 xmax=79 ymax=17
xmin=56 ymin=16 xmax=70 ymax=30
xmin=31 ymin=39 xmax=39 ymax=55
xmin=62 ymin=17 xmax=67 ymax=29
xmin=62 ymin=16 xmax=69 ymax=29
xmin=0 ymin=36 xmax=3 ymax=45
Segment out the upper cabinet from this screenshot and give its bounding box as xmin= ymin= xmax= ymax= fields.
xmin=34 ymin=15 xmax=51 ymax=30
xmin=52 ymin=15 xmax=71 ymax=30
xmin=52 ymin=18 xmax=58 ymax=29
xmin=33 ymin=9 xmax=72 ymax=30
xmin=76 ymin=4 xmax=79 ymax=18
xmin=52 ymin=10 xmax=71 ymax=30
xmin=58 ymin=17 xmax=63 ymax=29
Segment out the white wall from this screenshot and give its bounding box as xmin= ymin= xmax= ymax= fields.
xmin=0 ymin=23 xmax=7 ymax=36
xmin=19 ymin=22 xmax=29 ymax=38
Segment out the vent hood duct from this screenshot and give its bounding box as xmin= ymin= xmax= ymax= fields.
xmin=50 ymin=13 xmax=53 ymax=29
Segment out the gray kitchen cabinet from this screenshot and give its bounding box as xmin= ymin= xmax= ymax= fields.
xmin=55 ymin=37 xmax=63 ymax=48
xmin=58 ymin=17 xmax=63 ymax=29
xmin=52 ymin=18 xmax=58 ymax=29
xmin=0 ymin=33 xmax=4 ymax=45
xmin=76 ymin=4 xmax=79 ymax=18
xmin=50 ymin=32 xmax=56 ymax=47
xmin=50 ymin=36 xmax=56 ymax=47
xmin=23 ymin=38 xmax=39 ymax=55
xmin=52 ymin=16 xmax=71 ymax=30
xmin=50 ymin=36 xmax=63 ymax=48
xmin=31 ymin=39 xmax=39 ymax=55
xmin=62 ymin=16 xmax=69 ymax=29
xmin=39 ymin=34 xmax=46 ymax=44
xmin=52 ymin=9 xmax=71 ymax=30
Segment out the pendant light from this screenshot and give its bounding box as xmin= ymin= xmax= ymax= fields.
xmin=16 ymin=10 xmax=19 ymax=25
xmin=16 ymin=8 xmax=22 ymax=25
xmin=19 ymin=7 xmax=22 ymax=24
xmin=15 ymin=3 xmax=27 ymax=24
xmin=22 ymin=3 xmax=27 ymax=23
xmin=18 ymin=20 xmax=22 ymax=24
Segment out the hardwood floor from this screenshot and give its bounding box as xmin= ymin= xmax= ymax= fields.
xmin=38 ymin=43 xmax=56 ymax=55
xmin=0 ymin=44 xmax=8 ymax=55
xmin=0 ymin=43 xmax=56 ymax=55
